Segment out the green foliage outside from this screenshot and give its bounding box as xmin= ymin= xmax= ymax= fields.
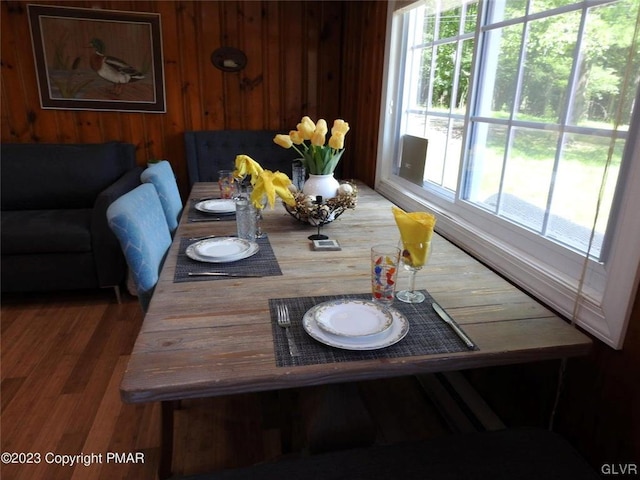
xmin=421 ymin=0 xmax=637 ymax=128
xmin=412 ymin=0 xmax=638 ymax=243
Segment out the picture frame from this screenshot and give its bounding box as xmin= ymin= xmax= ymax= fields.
xmin=27 ymin=4 xmax=165 ymax=113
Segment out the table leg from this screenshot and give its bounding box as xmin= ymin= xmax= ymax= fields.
xmin=159 ymin=400 xmax=179 ymax=480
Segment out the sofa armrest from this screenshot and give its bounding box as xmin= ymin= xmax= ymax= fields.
xmin=91 ymin=166 xmax=144 ymax=287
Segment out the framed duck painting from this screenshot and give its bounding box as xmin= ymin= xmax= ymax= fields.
xmin=28 ymin=4 xmax=166 ymax=113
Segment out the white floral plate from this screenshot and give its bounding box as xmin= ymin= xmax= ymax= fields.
xmin=195 ymin=199 xmax=236 ymax=214
xmin=314 ymin=299 xmax=393 ymax=337
xmin=303 ymin=304 xmax=409 ymax=351
xmin=186 ymin=237 xmax=259 ymax=263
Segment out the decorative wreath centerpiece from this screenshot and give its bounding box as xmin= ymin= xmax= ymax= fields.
xmin=283 ymin=181 xmax=358 ymax=226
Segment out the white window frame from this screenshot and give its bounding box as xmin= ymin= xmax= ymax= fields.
xmin=376 ymin=0 xmax=640 ymax=349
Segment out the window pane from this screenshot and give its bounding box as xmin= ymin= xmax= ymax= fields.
xmin=423 ymin=117 xmax=464 ymax=190
xmin=547 ymin=134 xmax=624 ymax=254
xmin=424 ymin=117 xmax=449 ymax=184
xmin=463 ymin=2 xmax=478 ymax=34
xmin=529 ymin=0 xmax=577 ymax=15
xmin=407 ymin=46 xmax=429 ymax=111
xmin=500 ymin=127 xmax=557 ymax=230
xmin=438 ymin=5 xmax=463 ymax=40
xmin=570 ymin=1 xmax=639 ymax=129
xmin=443 ymin=119 xmax=463 ymax=190
xmin=466 ymin=123 xmax=507 ymax=209
xmin=517 ymin=11 xmax=579 ymax=122
xmin=420 ymin=7 xmax=436 ymax=44
xmin=487 ymin=0 xmax=528 ymax=22
xmin=476 ymin=24 xmax=524 ymax=118
xmin=455 ymin=38 xmax=474 ymax=114
xmin=434 ymin=42 xmax=457 ymax=110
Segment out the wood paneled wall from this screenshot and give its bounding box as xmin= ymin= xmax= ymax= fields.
xmin=1 ymin=0 xmax=387 ymax=195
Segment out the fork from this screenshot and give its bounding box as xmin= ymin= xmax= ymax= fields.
xmin=277 ymin=304 xmax=300 ymax=357
xmin=188 ymin=234 xmax=218 ymax=241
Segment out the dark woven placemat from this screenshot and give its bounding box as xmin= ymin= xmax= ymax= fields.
xmin=269 ymin=292 xmax=478 ymax=367
xmin=174 ymin=235 xmax=282 ymax=282
xmin=187 ymin=198 xmax=236 ymax=222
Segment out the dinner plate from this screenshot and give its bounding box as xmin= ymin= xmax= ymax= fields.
xmin=195 ymin=199 xmax=236 ymax=214
xmin=186 ymin=238 xmax=259 ymax=263
xmin=191 ymin=237 xmax=251 ymax=259
xmin=314 ymin=299 xmax=393 ymax=337
xmin=303 ymin=304 xmax=409 ymax=350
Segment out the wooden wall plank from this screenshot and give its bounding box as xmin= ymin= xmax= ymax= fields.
xmin=241 ymin=1 xmax=265 ymax=130
xmin=1 ymin=2 xmax=30 ymax=142
xmin=220 ymin=2 xmax=242 ymax=130
xmin=315 ymin=1 xmax=344 ymax=123
xmin=175 ymin=1 xmax=204 ymax=133
xmin=281 ymin=1 xmax=303 ymax=129
xmin=199 ymin=1 xmax=225 ymax=131
xmin=98 ymin=112 xmax=125 ymax=142
xmin=263 ymin=1 xmax=282 ymax=128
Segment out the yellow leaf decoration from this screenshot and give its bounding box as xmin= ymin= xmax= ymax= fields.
xmin=251 ymin=170 xmax=296 ymax=209
xmin=234 ymin=155 xmax=264 ymax=185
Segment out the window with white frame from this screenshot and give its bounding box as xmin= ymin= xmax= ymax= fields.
xmin=377 ymin=0 xmax=640 ymax=348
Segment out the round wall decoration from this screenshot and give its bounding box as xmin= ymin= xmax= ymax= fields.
xmin=211 ymin=47 xmax=247 ymax=72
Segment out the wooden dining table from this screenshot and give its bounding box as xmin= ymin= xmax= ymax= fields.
xmin=120 ymin=181 xmax=592 ymax=478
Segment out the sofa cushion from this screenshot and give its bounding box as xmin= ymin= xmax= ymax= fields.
xmin=184 ymin=130 xmax=298 ymax=187
xmin=1 ymin=209 xmax=92 ymax=255
xmin=1 ymin=142 xmax=136 ymax=210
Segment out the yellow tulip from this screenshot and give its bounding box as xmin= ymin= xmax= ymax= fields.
xmin=251 ymin=170 xmax=296 ymax=209
xmin=297 ymin=116 xmax=316 ymax=140
xmin=328 ymin=132 xmax=344 ymax=150
xmin=311 ymin=130 xmax=326 ymax=147
xmin=315 ymin=119 xmax=328 ymax=136
xmin=289 ymin=130 xmax=304 ymax=145
xmin=233 ymin=154 xmax=264 ymax=184
xmin=273 ymin=116 xmax=350 ymax=175
xmin=332 ymin=119 xmax=350 ymax=135
xmin=273 ymin=134 xmax=293 ymax=149
xmin=392 ymin=206 xmax=436 ymax=267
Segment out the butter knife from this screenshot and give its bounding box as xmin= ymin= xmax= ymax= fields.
xmin=188 ymin=272 xmax=263 ymax=278
xmin=432 ymin=302 xmax=475 ymax=349
xmin=189 ymin=217 xmax=224 ymax=222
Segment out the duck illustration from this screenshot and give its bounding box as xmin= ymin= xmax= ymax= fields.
xmin=89 ymin=38 xmax=145 ymax=95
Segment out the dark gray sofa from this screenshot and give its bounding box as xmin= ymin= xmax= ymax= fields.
xmin=184 ymin=130 xmax=299 ymax=187
xmin=1 ymin=142 xmax=143 ymax=295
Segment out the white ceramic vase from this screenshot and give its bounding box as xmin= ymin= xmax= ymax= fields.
xmin=302 ymin=173 xmax=340 ymax=200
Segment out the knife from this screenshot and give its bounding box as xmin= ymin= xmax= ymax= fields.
xmin=188 ymin=272 xmax=263 ymax=278
xmin=189 ymin=217 xmax=224 ymax=222
xmin=191 ymin=197 xmax=218 ymax=202
xmin=432 ymin=302 xmax=475 ymax=349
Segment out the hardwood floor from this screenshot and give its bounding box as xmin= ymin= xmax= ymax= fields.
xmin=1 ymin=290 xmax=450 ymax=480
